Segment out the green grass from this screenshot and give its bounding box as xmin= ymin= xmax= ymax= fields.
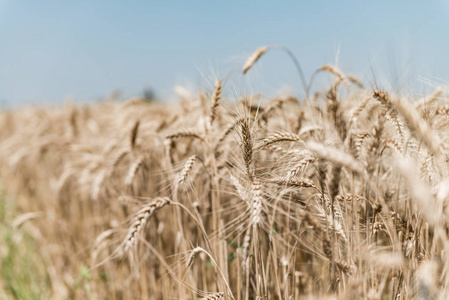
xmin=0 ymin=189 xmax=51 ymax=300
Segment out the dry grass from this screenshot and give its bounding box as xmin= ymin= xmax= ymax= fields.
xmin=0 ymin=47 xmax=449 ymax=300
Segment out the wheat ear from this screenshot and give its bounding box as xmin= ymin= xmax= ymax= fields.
xmin=186 ymin=246 xmax=206 ymax=268
xmin=123 ymin=197 xmax=171 ymax=252
xmin=124 ymin=155 xmax=146 ymax=186
xmin=269 ymin=177 xmax=317 ymax=189
xmin=200 ymin=292 xmax=225 ymax=300
xmin=166 ymin=128 xmax=205 ymax=141
xmin=209 ymin=80 xmax=222 ymax=126
xmin=393 ymin=96 xmax=443 ymax=155
xmin=319 ymin=64 xmax=349 ymax=85
xmin=240 ymin=118 xmax=253 ymax=179
xmin=177 ymin=155 xmax=197 ymax=187
xmin=130 ymin=120 xmax=140 ymax=150
xmin=242 ymin=46 xmax=269 ymax=74
xmin=258 ymin=131 xmax=302 ymax=149
xmin=415 ymin=87 xmax=442 ymax=109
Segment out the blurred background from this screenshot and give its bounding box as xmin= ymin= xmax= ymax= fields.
xmin=0 ymin=0 xmax=448 ymax=107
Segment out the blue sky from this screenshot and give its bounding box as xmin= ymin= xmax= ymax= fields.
xmin=0 ymin=1 xmax=448 ymax=106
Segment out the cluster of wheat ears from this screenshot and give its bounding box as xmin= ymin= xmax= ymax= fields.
xmin=1 ymin=46 xmax=449 ymax=299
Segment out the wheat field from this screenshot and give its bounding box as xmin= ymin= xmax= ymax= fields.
xmin=0 ymin=47 xmax=448 ymax=299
